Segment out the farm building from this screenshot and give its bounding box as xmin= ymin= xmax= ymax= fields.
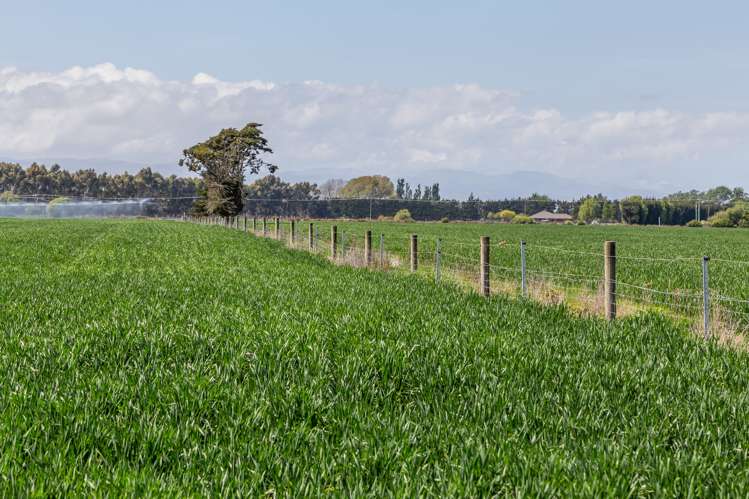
xmin=530 ymin=210 xmax=573 ymax=223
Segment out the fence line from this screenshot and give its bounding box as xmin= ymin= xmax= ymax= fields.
xmin=184 ymin=215 xmax=749 ymax=339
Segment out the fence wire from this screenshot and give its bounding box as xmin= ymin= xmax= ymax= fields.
xmin=185 ymin=216 xmax=749 ymax=337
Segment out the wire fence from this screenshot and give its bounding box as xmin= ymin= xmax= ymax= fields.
xmin=185 ymin=214 xmax=749 ymax=342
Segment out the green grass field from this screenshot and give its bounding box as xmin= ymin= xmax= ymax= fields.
xmin=291 ymin=219 xmax=749 ymax=327
xmin=3 ymin=218 xmax=749 ymax=495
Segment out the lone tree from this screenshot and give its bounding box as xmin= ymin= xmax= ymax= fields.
xmin=180 ymin=123 xmax=276 ymax=216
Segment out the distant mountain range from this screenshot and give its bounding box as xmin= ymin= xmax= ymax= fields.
xmin=3 ymin=157 xmax=668 ymax=200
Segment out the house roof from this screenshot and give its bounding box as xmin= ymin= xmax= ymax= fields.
xmin=530 ymin=210 xmax=573 ymax=220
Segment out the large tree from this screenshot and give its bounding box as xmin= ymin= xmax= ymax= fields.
xmin=179 ymin=123 xmax=276 ymax=216
xmin=620 ymin=196 xmax=648 ymax=224
xmin=339 ymin=175 xmax=395 ymax=199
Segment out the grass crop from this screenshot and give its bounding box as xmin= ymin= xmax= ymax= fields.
xmin=3 ymin=218 xmax=749 ymax=495
xmin=302 ymin=219 xmax=749 ymax=327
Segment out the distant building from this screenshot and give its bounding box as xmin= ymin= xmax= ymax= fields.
xmin=530 ymin=210 xmax=573 ymax=223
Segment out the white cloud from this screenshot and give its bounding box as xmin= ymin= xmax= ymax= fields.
xmin=1 ymin=63 xmax=748 ymax=188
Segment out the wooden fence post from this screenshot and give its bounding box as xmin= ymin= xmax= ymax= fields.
xmin=480 ymin=236 xmax=490 ymax=296
xmin=331 ymin=225 xmax=338 ymax=259
xmin=308 ymin=222 xmax=314 ymax=251
xmin=604 ymin=240 xmax=616 ymax=320
xmin=289 ymin=219 xmax=296 ymax=245
xmin=253 ymin=217 xmax=257 ymax=233
xmin=410 ymin=234 xmax=418 ymax=272
xmin=365 ymin=230 xmax=373 ymax=266
xmin=262 ymin=218 xmax=267 ymax=236
xmin=275 ymin=217 xmax=280 ymax=239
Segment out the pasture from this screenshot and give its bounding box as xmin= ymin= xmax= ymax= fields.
xmin=3 ymin=218 xmax=749 ymax=495
xmin=299 ymin=219 xmax=749 ymax=333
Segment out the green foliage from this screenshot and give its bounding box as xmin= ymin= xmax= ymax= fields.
xmin=667 ymin=185 xmax=746 ymax=203
xmin=575 ymin=196 xmax=618 ymax=224
xmin=244 ymin=175 xmax=319 ymax=217
xmin=4 ymin=219 xmax=749 ymax=495
xmin=725 ymin=204 xmax=748 ymax=225
xmin=0 ymin=163 xmax=201 ymax=215
xmin=393 ymin=208 xmax=414 ymax=222
xmin=180 ymin=123 xmax=276 ymax=216
xmin=620 ymin=196 xmax=648 ymax=224
xmin=440 ymin=216 xmax=450 ymax=223
xmin=686 ymin=219 xmax=702 ymax=227
xmin=339 ymin=175 xmax=395 ymax=199
xmin=706 ymin=203 xmax=749 ymax=228
xmin=498 ymin=209 xmax=516 ymax=221
xmin=601 ymin=201 xmax=618 ymax=222
xmin=708 ymin=213 xmax=734 ymax=228
xmin=511 ymin=214 xmax=534 ymax=224
xmin=577 ymin=197 xmax=599 ymax=222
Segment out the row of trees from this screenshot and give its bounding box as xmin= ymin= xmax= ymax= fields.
xmin=316 ymin=176 xmax=441 ymax=201
xmin=0 ymin=162 xmax=202 ymax=200
xmin=4 ymin=161 xmax=734 ymax=225
xmin=575 ymin=194 xmax=727 ymax=225
xmin=666 ymin=186 xmax=746 ymax=203
xmin=395 ymin=179 xmax=441 ymax=201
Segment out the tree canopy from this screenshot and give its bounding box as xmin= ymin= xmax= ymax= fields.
xmin=246 ymin=175 xmax=319 ymax=201
xmin=0 ymin=162 xmax=201 ymax=199
xmin=180 ymin=123 xmax=276 ymax=216
xmin=339 ymin=176 xmax=395 ymax=199
xmin=395 ymin=178 xmax=440 ymax=201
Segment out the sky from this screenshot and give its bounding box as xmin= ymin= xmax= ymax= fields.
xmin=1 ymin=0 xmax=749 ymax=197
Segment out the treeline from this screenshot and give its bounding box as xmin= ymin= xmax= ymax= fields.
xmin=0 ymin=162 xmax=203 ymax=215
xmin=577 ymin=195 xmax=724 ymax=225
xmin=0 ymin=162 xmax=202 ymax=198
xmin=243 ymin=194 xmax=707 ymax=225
xmin=395 ymin=179 xmax=441 ymax=201
xmin=245 ymin=198 xmax=559 ymax=220
xmin=0 ymin=162 xmax=743 ymax=225
xmin=243 ymin=176 xmax=736 ymax=226
xmin=243 ymin=175 xmax=567 ymax=219
xmin=245 ymin=195 xmax=572 ymax=221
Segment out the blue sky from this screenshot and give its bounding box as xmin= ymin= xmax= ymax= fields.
xmin=2 ymin=1 xmax=749 ymax=196
xmin=5 ymin=0 xmax=749 ymax=111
